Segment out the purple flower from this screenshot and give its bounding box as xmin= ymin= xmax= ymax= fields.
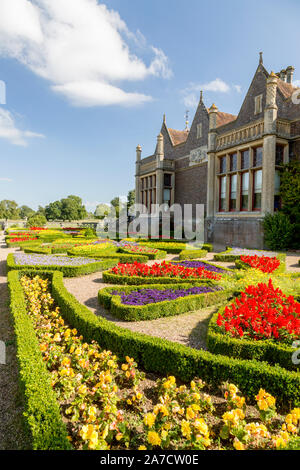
xmin=171 ymin=261 xmax=225 ymax=273
xmin=111 ymin=285 xmax=222 ymax=306
xmin=14 ymin=253 xmax=99 ymax=266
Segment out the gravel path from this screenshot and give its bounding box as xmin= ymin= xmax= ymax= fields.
xmin=0 ymin=233 xmax=30 ymax=449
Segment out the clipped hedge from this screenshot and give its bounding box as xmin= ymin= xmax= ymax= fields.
xmin=138 ymin=242 xmax=187 ymax=254
xmin=207 ymin=307 xmax=298 ymax=371
xmin=98 ymin=283 xmax=231 ymax=321
xmin=67 ymin=248 xmax=148 ymax=264
xmin=7 ymin=270 xmax=71 ymax=449
xmin=7 ymin=253 xmax=117 ymax=277
xmin=118 ymin=246 xmax=167 ymax=260
xmin=179 ymin=249 xmax=207 ymax=260
xmin=102 ymin=270 xmax=219 ymax=286
xmin=24 ymin=245 xmax=51 ymax=255
xmin=51 ymin=271 xmax=300 ymax=406
xmin=214 ymin=247 xmax=286 ymax=264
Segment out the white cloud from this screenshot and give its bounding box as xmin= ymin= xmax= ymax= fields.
xmin=0 ymin=0 xmax=172 ymax=107
xmin=0 ymin=108 xmax=44 ymax=146
xmin=0 ymin=177 xmax=13 ymax=182
xmin=182 ymin=79 xmax=241 ymax=108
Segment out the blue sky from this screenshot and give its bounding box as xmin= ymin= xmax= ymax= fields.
xmin=0 ymin=0 xmax=299 ymax=212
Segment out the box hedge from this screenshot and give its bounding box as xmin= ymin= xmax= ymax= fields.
xmin=98 ymin=283 xmax=232 ymax=321
xmin=207 ymin=307 xmax=299 ymax=371
xmin=7 ymin=253 xmax=117 ymax=277
xmin=179 ymin=249 xmax=208 ymax=260
xmin=118 ymin=246 xmax=167 ymax=260
xmin=51 ymin=271 xmax=300 ymax=406
xmin=7 ymin=270 xmax=71 ymax=450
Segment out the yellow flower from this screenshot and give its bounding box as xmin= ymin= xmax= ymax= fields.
xmin=186 ymin=407 xmax=195 ymax=420
xmin=122 ymin=364 xmax=128 ymax=371
xmin=136 ymin=392 xmax=142 ymax=400
xmin=181 ymin=421 xmax=191 ymax=439
xmin=144 ymin=413 xmax=156 ymax=427
xmin=161 ymin=430 xmax=168 ymax=440
xmin=138 ymin=445 xmax=147 ymax=450
xmin=148 ymin=431 xmax=161 ymax=446
xmin=275 ymin=437 xmax=287 ymax=449
xmin=233 ymin=439 xmax=245 ymax=450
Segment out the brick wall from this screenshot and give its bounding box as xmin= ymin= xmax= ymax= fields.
xmin=174 ymin=164 xmax=207 ymax=209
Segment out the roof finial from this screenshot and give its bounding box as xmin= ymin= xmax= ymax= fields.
xmin=185 ymin=110 xmax=189 ymax=131
xmin=259 ymin=51 xmax=263 ymax=65
xmin=163 ymin=113 xmax=166 ymax=124
xmin=200 ymin=90 xmax=203 ymax=103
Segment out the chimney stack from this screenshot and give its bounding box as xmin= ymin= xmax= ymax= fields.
xmin=280 ymin=69 xmax=286 ymax=82
xmin=286 ymin=66 xmax=295 ymax=84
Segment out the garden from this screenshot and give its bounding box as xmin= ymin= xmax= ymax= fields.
xmin=3 ymin=226 xmax=300 ymax=450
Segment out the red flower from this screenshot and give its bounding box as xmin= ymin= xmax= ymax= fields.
xmin=240 ymin=255 xmax=280 ymax=273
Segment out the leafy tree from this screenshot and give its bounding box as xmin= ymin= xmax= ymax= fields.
xmin=110 ymin=197 xmax=126 ymax=218
xmin=279 ymin=161 xmax=300 ymax=247
xmin=94 ymin=203 xmax=111 ymax=219
xmin=45 ymin=200 xmax=63 ymax=220
xmin=127 ymin=190 xmax=135 ymax=209
xmin=0 ymin=200 xmax=20 ymax=219
xmin=27 ymin=214 xmax=47 ymax=227
xmin=60 ymin=195 xmax=87 ymax=221
xmin=19 ymin=205 xmax=35 ymax=219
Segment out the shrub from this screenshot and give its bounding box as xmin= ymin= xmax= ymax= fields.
xmin=179 ymin=249 xmax=208 ymax=260
xmin=7 ymin=270 xmax=71 ymax=449
xmin=27 ymin=214 xmax=47 ymax=228
xmin=263 ymin=212 xmax=294 ymax=251
xmin=98 ymin=283 xmax=231 ymax=321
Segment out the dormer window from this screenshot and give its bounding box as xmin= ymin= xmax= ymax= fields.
xmin=196 ymin=123 xmax=202 ymax=139
xmin=254 ymin=94 xmax=263 ymax=115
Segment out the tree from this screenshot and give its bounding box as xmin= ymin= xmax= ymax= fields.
xmin=110 ymin=197 xmax=126 ymax=218
xmin=27 ymin=214 xmax=47 ymax=227
xmin=127 ymin=189 xmax=135 ymax=209
xmin=94 ymin=203 xmax=111 ymax=219
xmin=0 ymin=200 xmax=20 ymax=219
xmin=60 ymin=195 xmax=87 ymax=221
xmin=19 ymin=205 xmax=35 ymax=219
xmin=45 ymin=200 xmax=63 ymax=220
xmin=279 ymin=161 xmax=300 ymax=247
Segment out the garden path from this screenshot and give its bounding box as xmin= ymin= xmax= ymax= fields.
xmin=0 ymin=233 xmax=30 ymax=449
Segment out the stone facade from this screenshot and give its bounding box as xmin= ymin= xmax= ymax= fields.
xmin=135 ymin=54 xmax=300 ymax=248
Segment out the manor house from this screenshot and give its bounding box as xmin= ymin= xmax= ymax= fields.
xmin=134 ymin=53 xmax=300 ymax=248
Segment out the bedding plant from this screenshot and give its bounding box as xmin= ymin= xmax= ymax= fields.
xmin=18 ymin=274 xmax=300 ymax=450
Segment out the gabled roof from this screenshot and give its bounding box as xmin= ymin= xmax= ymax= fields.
xmin=167 ymin=128 xmax=189 ymax=146
xmin=277 ymin=78 xmax=299 ymax=99
xmin=216 ymin=111 xmax=237 ymax=127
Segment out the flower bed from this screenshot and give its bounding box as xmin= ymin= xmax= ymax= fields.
xmin=214 ymin=247 xmax=283 ymax=262
xmin=10 ymin=271 xmax=300 ymax=450
xmin=98 ymin=283 xmax=230 ymax=321
xmin=235 ymin=255 xmax=283 ymax=274
xmin=103 ymin=261 xmax=222 ymax=285
xmin=215 ymin=280 xmax=300 ymax=344
xmin=7 ymin=253 xmax=117 ymax=277
xmin=50 ymin=270 xmax=300 ymax=407
xmin=119 ymin=244 xmax=167 ymax=260
xmin=171 ymin=260 xmax=230 ymax=274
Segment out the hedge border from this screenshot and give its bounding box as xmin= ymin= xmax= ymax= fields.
xmin=7 ymin=270 xmax=71 ymax=450
xmin=51 ymin=271 xmax=300 ymax=406
xmin=67 ymin=248 xmax=149 ymax=264
xmin=207 ymin=306 xmax=298 ymax=371
xmin=102 ymin=270 xmax=219 ymax=286
xmin=7 ymin=252 xmax=117 ymax=277
xmin=214 ymin=247 xmax=286 ymax=264
xmin=139 ymin=242 xmax=213 ymax=255
xmin=118 ymin=247 xmax=167 ymax=260
xmin=98 ymin=283 xmax=231 ymax=321
xmin=179 ymin=249 xmax=207 ymax=260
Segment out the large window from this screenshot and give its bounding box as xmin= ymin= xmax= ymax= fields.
xmin=241 ymin=150 xmax=249 ymax=169
xmin=253 ymin=170 xmax=262 ymax=210
xmin=274 ymin=170 xmax=281 ymax=211
xmin=230 ymin=153 xmax=237 ymax=172
xmin=163 ymin=188 xmax=171 ymax=207
xmin=229 ymin=174 xmax=237 ymax=211
xmin=219 ymin=176 xmax=226 ymax=211
xmin=164 ymin=173 xmax=172 ymax=187
xmin=219 ymin=156 xmax=226 ymax=174
xmin=276 ymin=144 xmax=284 ymax=166
xmin=253 ymin=147 xmax=263 ymax=167
xmin=241 ymin=172 xmax=249 ymax=211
